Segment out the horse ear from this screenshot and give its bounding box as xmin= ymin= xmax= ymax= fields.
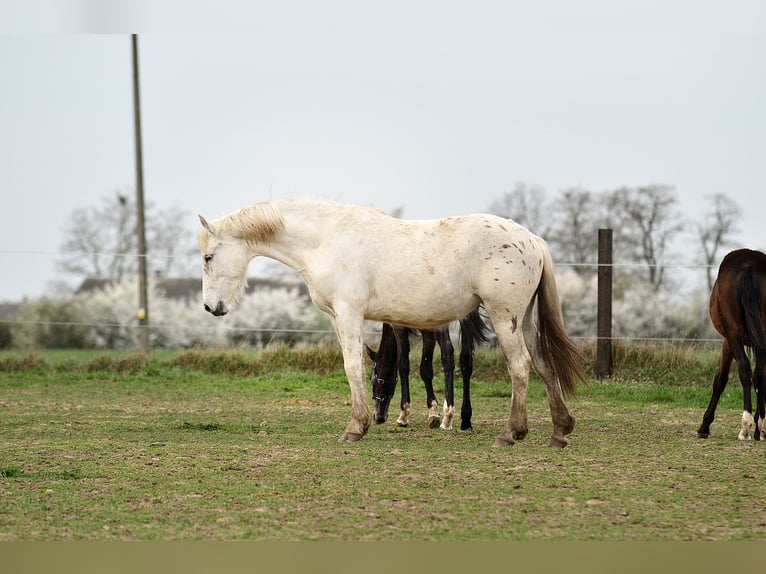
xmin=198 ymin=215 xmax=216 ymax=235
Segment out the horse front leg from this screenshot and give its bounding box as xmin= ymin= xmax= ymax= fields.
xmin=420 ymin=331 xmax=441 ymax=428
xmin=697 ymin=341 xmax=733 ymax=438
xmin=436 ymin=328 xmax=455 ymax=430
xmin=395 ymin=327 xmax=412 ymax=427
xmin=333 ymin=314 xmax=371 ymax=442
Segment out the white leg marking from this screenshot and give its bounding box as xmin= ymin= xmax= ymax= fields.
xmin=396 ymin=403 xmax=411 ymax=427
xmin=440 ymin=400 xmax=454 ymax=430
xmin=739 ymin=410 xmax=755 ymax=440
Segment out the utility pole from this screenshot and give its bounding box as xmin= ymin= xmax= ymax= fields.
xmin=597 ymin=228 xmax=613 ymax=378
xmin=132 ymin=34 xmax=149 ymax=355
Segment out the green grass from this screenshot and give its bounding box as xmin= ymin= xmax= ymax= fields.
xmin=0 ymin=343 xmax=761 ymax=541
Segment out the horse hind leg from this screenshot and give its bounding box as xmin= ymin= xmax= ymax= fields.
xmin=490 ymin=316 xmax=531 ymax=447
xmin=755 ymin=353 xmax=766 ymax=441
xmin=522 ymin=306 xmax=575 ymax=448
xmin=733 ymin=344 xmax=755 ymax=440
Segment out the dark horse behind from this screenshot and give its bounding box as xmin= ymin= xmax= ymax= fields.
xmin=366 ymin=309 xmax=489 ymax=430
xmin=697 ymin=248 xmax=766 ymax=440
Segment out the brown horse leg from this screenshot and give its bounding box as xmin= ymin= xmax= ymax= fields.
xmin=732 ymin=343 xmax=755 ymax=440
xmin=697 ymin=340 xmax=733 ymax=438
xmin=754 ymin=352 xmax=766 ymax=440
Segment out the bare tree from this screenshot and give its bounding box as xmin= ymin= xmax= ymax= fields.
xmin=607 ymin=184 xmax=684 ymax=291
xmin=547 ymin=187 xmax=604 ymax=276
xmin=698 ymin=192 xmax=742 ymax=290
xmin=58 ymin=190 xmax=195 ymax=282
xmin=488 ymin=182 xmax=552 ymax=237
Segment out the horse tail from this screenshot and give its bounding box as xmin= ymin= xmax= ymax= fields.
xmin=459 ymin=308 xmax=490 ymax=351
xmin=737 ymin=270 xmax=766 ymax=353
xmin=535 ymin=241 xmax=586 ymax=398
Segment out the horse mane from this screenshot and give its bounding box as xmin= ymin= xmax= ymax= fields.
xmin=214 ymin=202 xmax=286 ymax=248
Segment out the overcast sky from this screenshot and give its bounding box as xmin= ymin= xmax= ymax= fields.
xmin=1 ymin=1 xmax=764 ymax=301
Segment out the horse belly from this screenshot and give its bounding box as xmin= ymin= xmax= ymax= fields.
xmin=365 ymin=285 xmax=480 ymax=330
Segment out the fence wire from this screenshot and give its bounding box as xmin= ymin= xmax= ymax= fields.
xmin=0 ymin=248 xmax=726 ymax=347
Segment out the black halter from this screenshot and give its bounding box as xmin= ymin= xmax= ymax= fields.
xmin=370 ymin=363 xmax=397 ymax=402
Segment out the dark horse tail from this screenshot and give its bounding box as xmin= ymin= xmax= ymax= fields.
xmin=459 ymin=308 xmax=490 ymax=350
xmin=535 ymin=242 xmax=586 ymax=398
xmin=738 ymin=269 xmax=766 ymax=353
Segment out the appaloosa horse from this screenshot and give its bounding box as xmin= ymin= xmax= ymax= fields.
xmin=198 ymin=198 xmax=583 ymax=447
xmin=366 ymin=309 xmax=488 ymax=430
xmin=697 ymin=248 xmax=766 ymax=440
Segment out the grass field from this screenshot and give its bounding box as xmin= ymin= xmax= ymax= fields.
xmin=1 ymin=344 xmax=764 ymax=541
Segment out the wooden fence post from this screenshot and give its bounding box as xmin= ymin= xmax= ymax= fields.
xmin=597 ymin=228 xmax=613 ymax=378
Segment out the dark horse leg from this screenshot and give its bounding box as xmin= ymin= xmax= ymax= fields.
xmin=393 ymin=327 xmax=412 ymax=427
xmin=698 ymin=338 xmax=756 ymax=439
xmin=435 ymin=328 xmax=456 ymax=429
xmin=419 ymin=331 xmax=442 ymax=428
xmin=755 ymin=351 xmax=766 ymax=440
xmin=732 ymin=342 xmax=756 ymax=440
xmin=697 ymin=339 xmax=734 ymax=438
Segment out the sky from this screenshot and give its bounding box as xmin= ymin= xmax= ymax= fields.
xmin=1 ymin=1 xmax=764 ymax=302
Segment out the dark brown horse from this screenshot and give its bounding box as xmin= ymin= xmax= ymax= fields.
xmin=366 ymin=309 xmax=489 ymax=430
xmin=697 ymin=248 xmax=766 ymax=440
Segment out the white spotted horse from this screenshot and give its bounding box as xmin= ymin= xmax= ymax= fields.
xmin=366 ymin=309 xmax=489 ymax=431
xmin=198 ymin=198 xmax=584 ymax=447
xmin=697 ymin=248 xmax=766 ymax=441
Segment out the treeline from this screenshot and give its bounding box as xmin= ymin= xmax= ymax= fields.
xmin=490 ymin=183 xmax=742 ymax=292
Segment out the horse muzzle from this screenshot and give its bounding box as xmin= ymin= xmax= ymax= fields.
xmin=204 ymin=301 xmax=228 ymax=316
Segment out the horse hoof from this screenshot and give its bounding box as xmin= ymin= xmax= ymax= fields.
xmin=428 ymin=416 xmax=441 ymax=429
xmin=396 ymin=421 xmax=408 ymax=428
xmin=340 ymin=432 xmax=364 ymax=443
xmin=548 ymin=436 xmax=568 ymax=448
xmin=696 ymin=431 xmax=709 ymax=439
xmin=460 ymin=421 xmax=473 ymax=431
xmin=512 ymin=429 xmax=528 ymax=441
xmin=493 ymin=435 xmax=515 ymax=447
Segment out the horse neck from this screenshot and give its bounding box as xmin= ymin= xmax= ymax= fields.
xmin=249 ymin=201 xmax=328 ymax=273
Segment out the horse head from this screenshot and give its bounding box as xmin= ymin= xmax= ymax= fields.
xmin=197 ymin=215 xmax=251 ymax=317
xmin=366 ymin=344 xmax=397 ymax=424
